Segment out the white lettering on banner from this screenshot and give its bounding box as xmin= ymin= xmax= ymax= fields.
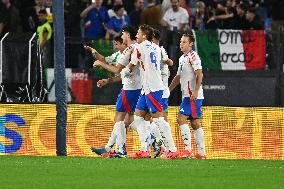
xmin=221 ymin=52 xmax=253 ymax=63
xmin=72 ymin=73 xmax=89 ymax=81
xmin=203 ymin=85 xmax=226 ymax=90
xmin=218 ymin=30 xmax=246 ymax=70
xmin=218 ymin=30 xmax=255 ymax=44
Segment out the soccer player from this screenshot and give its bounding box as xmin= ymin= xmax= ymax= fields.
xmin=127 ymin=25 xmax=179 ymax=159
xmin=90 ymin=26 xmax=142 ymax=157
xmin=85 ymin=34 xmax=126 ymax=67
xmin=85 ymin=34 xmax=132 ymax=157
xmin=145 ymin=29 xmax=174 ymax=156
xmin=169 ymin=32 xmax=206 ymax=159
xmin=152 ymin=29 xmax=173 ymax=121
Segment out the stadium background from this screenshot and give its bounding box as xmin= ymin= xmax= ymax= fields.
xmin=1 ymin=1 xmax=284 ymax=160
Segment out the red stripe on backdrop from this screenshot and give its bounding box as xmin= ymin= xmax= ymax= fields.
xmin=122 ymin=89 xmax=131 ymax=113
xmin=147 ymin=93 xmax=163 ymax=112
xmin=242 ymin=30 xmax=266 ymax=70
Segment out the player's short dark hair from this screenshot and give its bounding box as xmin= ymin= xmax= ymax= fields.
xmin=139 ymin=24 xmax=154 ymax=41
xmin=152 ymin=29 xmax=161 ymax=41
xmin=114 ymin=34 xmax=123 ymax=43
xmin=122 ymin=26 xmax=137 ymax=41
xmin=182 ymin=31 xmax=195 ymax=43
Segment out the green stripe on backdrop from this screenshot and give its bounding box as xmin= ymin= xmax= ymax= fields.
xmin=195 ymin=30 xmax=221 ymax=70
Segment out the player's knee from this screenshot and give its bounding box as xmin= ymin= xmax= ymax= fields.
xmin=163 ymin=112 xmax=168 ymax=122
xmin=124 ymin=120 xmax=131 ymax=128
xmin=114 ymin=112 xmax=126 ymax=122
xmin=177 ymin=114 xmax=187 ymax=125
xmin=191 ymin=119 xmax=201 ymax=130
xmin=144 ymin=113 xmax=151 ymax=121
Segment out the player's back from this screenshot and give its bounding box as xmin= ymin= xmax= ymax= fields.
xmin=136 ymin=40 xmax=164 ymax=94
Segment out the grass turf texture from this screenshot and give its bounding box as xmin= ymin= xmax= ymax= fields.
xmin=0 ymin=156 xmax=283 ymax=189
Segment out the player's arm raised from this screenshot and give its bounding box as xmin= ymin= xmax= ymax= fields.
xmin=84 ymin=45 xmax=105 ymax=62
xmin=93 ymin=60 xmax=125 ymax=73
xmin=94 ymin=45 xmax=137 ymax=73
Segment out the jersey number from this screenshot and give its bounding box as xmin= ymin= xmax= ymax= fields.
xmin=150 ymin=52 xmax=157 ymax=70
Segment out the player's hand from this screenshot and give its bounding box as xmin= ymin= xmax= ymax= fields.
xmin=190 ymin=91 xmax=198 ymax=101
xmin=84 ymin=45 xmax=97 ymax=55
xmin=97 ymin=79 xmax=109 ymax=88
xmin=93 ymin=60 xmax=102 ymax=67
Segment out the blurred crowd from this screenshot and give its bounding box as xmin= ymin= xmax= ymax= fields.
xmin=1 ymin=0 xmax=284 ymax=40
xmin=0 ymin=0 xmax=284 ymax=69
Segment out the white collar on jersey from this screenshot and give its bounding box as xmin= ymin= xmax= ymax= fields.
xmin=183 ymin=50 xmax=193 ymax=57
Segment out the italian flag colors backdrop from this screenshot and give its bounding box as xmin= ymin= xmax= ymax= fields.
xmin=195 ymin=30 xmax=266 ymax=70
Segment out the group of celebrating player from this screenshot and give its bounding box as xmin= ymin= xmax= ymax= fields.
xmin=84 ymin=24 xmax=206 ymax=159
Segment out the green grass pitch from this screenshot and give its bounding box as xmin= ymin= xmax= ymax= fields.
xmin=0 ymin=156 xmax=283 ymax=189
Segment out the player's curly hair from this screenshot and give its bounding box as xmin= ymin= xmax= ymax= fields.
xmin=139 ymin=24 xmax=154 ymax=41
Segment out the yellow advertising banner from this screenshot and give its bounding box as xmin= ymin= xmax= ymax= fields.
xmin=0 ymin=105 xmax=283 ymax=159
